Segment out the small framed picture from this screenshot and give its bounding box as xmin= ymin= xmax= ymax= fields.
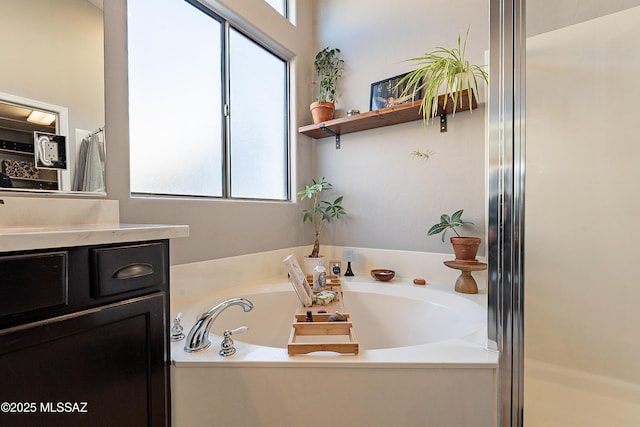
xmin=370 ymin=72 xmax=422 ymax=111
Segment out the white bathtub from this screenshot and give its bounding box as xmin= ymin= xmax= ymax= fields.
xmin=171 ymin=278 xmax=498 ymax=426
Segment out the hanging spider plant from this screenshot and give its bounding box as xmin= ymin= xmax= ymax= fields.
xmin=398 ymin=28 xmax=488 ymax=125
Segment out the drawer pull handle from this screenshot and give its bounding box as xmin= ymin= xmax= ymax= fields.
xmin=113 ymin=263 xmax=154 ymax=280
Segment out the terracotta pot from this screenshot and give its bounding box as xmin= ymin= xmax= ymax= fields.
xmin=310 ymin=101 xmax=335 ymax=124
xmin=450 ymin=237 xmax=481 ymax=264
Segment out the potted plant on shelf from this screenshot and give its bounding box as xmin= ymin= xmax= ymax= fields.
xmin=398 ymin=28 xmax=488 ymax=158
xmin=427 ymin=209 xmax=480 ymax=264
xmin=310 ymin=47 xmax=344 ymax=124
xmin=298 ymin=177 xmax=346 ymax=273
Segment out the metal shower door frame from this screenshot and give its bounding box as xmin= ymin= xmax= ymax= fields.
xmin=487 ymin=0 xmax=526 ymax=426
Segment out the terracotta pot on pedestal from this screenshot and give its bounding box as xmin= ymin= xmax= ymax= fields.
xmin=450 ymin=237 xmax=481 ymax=264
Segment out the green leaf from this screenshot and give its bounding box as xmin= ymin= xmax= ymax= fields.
xmin=451 ymin=209 xmax=463 ymax=223
xmin=298 ymin=177 xmax=346 ymax=240
xmin=397 ymin=27 xmax=487 ymax=130
xmin=427 ymin=223 xmax=448 ymax=235
xmin=428 ymin=209 xmax=474 ymax=242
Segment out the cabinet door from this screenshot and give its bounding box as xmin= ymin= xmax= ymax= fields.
xmin=0 ymin=293 xmax=168 ymax=427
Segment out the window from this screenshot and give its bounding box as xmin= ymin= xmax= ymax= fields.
xmin=127 ymin=0 xmax=289 ymax=201
xmin=228 ymin=29 xmax=288 ymax=199
xmin=264 ymin=0 xmax=286 ymax=17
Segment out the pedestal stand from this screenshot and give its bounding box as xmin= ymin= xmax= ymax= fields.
xmin=443 ymin=261 xmax=488 ymax=294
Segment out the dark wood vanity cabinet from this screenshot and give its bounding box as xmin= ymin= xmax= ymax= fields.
xmin=0 ymin=240 xmax=171 ymax=427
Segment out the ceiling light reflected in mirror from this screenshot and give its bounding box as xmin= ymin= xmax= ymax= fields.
xmin=27 ymin=111 xmax=57 ymax=126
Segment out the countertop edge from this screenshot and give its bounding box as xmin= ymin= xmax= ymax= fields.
xmin=0 ymin=224 xmax=189 ymax=252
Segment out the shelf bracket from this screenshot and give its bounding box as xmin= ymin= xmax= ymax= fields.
xmin=438 ymin=105 xmax=447 ymax=133
xmin=319 ymin=124 xmax=341 ymax=149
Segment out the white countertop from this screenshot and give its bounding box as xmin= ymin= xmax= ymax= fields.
xmin=0 ymin=223 xmax=189 ymax=252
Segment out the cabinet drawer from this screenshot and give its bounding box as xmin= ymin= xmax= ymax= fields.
xmin=92 ymin=242 xmax=167 ymax=298
xmin=0 ymin=251 xmax=68 ymax=318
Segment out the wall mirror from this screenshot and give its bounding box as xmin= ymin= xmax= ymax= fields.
xmin=0 ymin=0 xmax=105 ymax=195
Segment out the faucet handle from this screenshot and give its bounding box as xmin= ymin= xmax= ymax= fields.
xmin=219 ymin=326 xmax=249 ymax=357
xmin=170 ymin=312 xmax=185 ymax=342
xmin=228 ymin=326 xmax=248 ymax=335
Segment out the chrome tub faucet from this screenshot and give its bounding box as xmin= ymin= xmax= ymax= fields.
xmin=184 ymin=297 xmax=254 ymax=353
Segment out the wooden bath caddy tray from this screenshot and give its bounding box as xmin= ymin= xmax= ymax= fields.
xmin=287 ymin=278 xmax=359 ymax=355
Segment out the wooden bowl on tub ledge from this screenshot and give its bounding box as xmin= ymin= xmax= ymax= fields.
xmin=370 ymin=269 xmax=395 ymax=281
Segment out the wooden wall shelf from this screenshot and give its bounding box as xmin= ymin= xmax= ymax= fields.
xmin=298 ymin=89 xmax=477 ymax=147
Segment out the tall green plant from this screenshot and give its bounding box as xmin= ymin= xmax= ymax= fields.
xmin=298 ymin=177 xmax=346 ymax=257
xmin=314 ymin=47 xmax=344 ymax=103
xmin=399 ymin=28 xmax=488 ymax=125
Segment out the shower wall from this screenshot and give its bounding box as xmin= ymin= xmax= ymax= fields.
xmin=525 ymin=5 xmax=640 ymax=422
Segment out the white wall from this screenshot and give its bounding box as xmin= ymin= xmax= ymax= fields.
xmin=310 ymin=0 xmax=488 ymax=255
xmin=526 ymin=0 xmax=640 ymax=36
xmin=525 ymin=2 xmax=640 ymax=398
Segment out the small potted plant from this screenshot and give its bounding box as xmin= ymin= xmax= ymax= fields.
xmin=427 ymin=209 xmax=480 ymax=264
xmin=298 ymin=177 xmax=346 ymax=272
xmin=398 ymin=28 xmax=488 ymax=129
xmin=310 ymin=47 xmax=344 ymax=124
